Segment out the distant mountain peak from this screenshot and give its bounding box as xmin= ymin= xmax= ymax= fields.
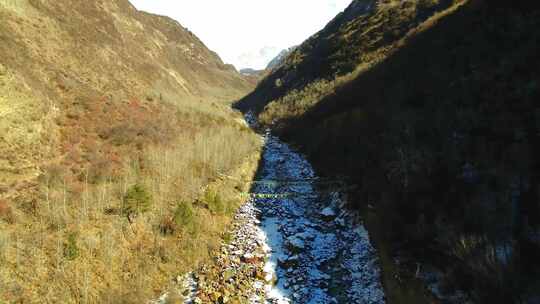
xmin=266 ymin=47 xmax=297 ymax=71
xmin=240 ymin=68 xmax=264 ymax=76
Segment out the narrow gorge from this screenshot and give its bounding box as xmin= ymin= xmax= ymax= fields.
xmin=1 ymin=0 xmax=539 ymax=303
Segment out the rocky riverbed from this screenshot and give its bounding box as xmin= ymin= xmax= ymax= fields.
xmin=249 ymin=133 xmax=385 ymax=304
xmin=156 ymin=131 xmax=386 ymax=303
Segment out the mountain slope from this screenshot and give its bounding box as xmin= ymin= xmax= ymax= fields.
xmin=265 ymin=46 xmax=296 ymax=71
xmin=0 ymin=0 xmax=260 ymax=302
xmin=235 ymin=0 xmax=455 ymax=116
xmin=236 ymin=0 xmax=540 ymax=303
xmin=0 ymin=0 xmax=253 ymax=194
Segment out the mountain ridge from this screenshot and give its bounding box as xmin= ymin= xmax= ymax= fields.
xmin=235 ymin=0 xmax=456 ymax=115
xmin=265 ymin=46 xmax=297 ymax=71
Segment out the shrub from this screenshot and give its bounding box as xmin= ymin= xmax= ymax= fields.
xmin=108 ymin=124 xmax=137 ymax=146
xmin=222 ymin=231 xmax=233 ymax=244
xmin=447 ymin=237 xmax=522 ymax=302
xmin=122 ymin=184 xmax=152 ymax=221
xmin=41 ymin=163 xmax=66 ymax=186
xmin=85 ymin=151 xmax=118 ymax=184
xmin=0 ymin=199 xmax=14 ymax=224
xmin=204 ymin=190 xmax=225 ymax=215
xmin=159 ymin=216 xmax=176 ymax=235
xmin=159 ymin=202 xmax=197 ymax=235
xmin=173 ymin=201 xmax=195 ymax=228
xmin=63 ymin=232 xmax=80 ymax=261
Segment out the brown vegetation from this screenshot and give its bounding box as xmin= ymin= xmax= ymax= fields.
xmin=0 ymin=113 xmax=261 ymax=303
xmin=0 ymin=0 xmax=260 ymax=302
xmin=0 ymin=199 xmax=14 ymax=224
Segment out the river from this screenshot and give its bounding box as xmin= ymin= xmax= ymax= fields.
xmin=250 ymin=131 xmax=385 ymax=303
xmin=155 ymin=127 xmax=386 ymax=303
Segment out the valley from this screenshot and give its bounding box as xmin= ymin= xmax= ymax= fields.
xmin=1 ymin=0 xmax=539 ymax=303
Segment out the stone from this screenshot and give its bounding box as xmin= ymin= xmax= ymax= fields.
xmin=278 ymin=255 xmax=299 ymax=269
xmin=242 ymin=253 xmax=262 ymax=264
xmin=321 ymin=207 xmax=336 ymax=218
xmin=334 ymin=217 xmax=346 ymax=226
xmin=295 ymin=231 xmax=315 ymax=241
xmin=286 ymin=235 xmax=305 ymax=251
xmin=264 ymin=272 xmax=274 ymax=283
xmin=253 ymin=281 xmax=264 ymax=290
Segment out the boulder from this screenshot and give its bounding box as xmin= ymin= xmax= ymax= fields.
xmin=321 ymin=207 xmax=336 ymax=219
xmin=278 ymin=255 xmax=299 ymax=269
xmin=286 ymin=235 xmax=305 ymax=251
xmin=241 ymin=253 xmax=262 ymax=264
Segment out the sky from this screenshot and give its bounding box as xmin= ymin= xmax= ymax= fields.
xmin=130 ymin=0 xmax=352 ymax=70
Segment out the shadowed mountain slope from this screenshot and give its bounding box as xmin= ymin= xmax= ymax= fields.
xmin=235 ymin=0 xmax=456 ymax=115
xmin=236 ymin=0 xmax=540 ymax=302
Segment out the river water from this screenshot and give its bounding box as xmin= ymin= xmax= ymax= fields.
xmin=251 ymin=131 xmax=385 ymax=304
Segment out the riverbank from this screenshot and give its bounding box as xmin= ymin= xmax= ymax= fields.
xmin=156 ymin=131 xmax=386 ymax=303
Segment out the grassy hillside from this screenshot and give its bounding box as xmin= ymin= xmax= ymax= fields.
xmin=237 ymin=0 xmax=540 ymax=302
xmin=0 ymin=0 xmax=261 ymax=302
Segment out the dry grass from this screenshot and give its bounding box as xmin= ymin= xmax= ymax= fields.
xmin=0 ymin=113 xmax=261 ymax=303
xmin=0 ymin=1 xmax=260 ymax=303
xmin=0 ymin=0 xmax=254 ymax=202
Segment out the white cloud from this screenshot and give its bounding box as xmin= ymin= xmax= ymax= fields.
xmin=129 ymin=0 xmax=352 ymax=70
xmin=236 ymin=46 xmax=280 ymax=71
